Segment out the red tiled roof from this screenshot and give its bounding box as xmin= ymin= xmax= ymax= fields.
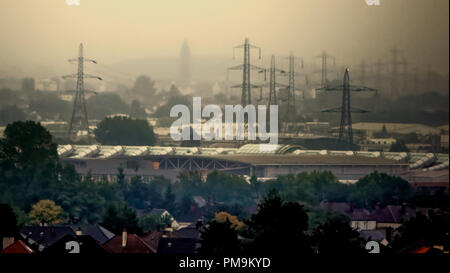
xmin=103 ymin=234 xmax=156 ymax=254
xmin=1 ymin=240 xmax=35 ymax=253
xmin=414 ymin=247 xmax=431 ymax=253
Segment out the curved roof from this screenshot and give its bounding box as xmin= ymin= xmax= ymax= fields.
xmin=57 ymin=144 xmax=448 ymax=169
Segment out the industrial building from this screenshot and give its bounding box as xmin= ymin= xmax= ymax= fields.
xmin=59 ymin=144 xmax=448 ymax=189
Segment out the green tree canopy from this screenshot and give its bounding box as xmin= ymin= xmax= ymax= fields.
xmin=100 ymin=203 xmax=141 ymax=235
xmin=28 ymin=200 xmax=65 ymax=225
xmin=389 ymin=139 xmax=409 ymax=152
xmin=94 ymin=116 xmax=156 ymax=145
xmin=312 ymin=213 xmax=365 ymax=254
xmin=199 ymin=218 xmax=242 ymax=254
xmin=245 ymin=189 xmax=312 ymax=254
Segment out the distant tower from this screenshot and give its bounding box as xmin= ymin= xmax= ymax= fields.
xmin=284 ymin=52 xmax=304 ymax=114
xmin=338 ymin=69 xmax=353 ymax=144
xmin=179 ymin=39 xmax=191 ymax=86
xmin=319 ymin=68 xmax=376 ymax=146
xmin=316 ymin=50 xmax=335 ymax=88
xmin=228 ymin=38 xmax=264 ymax=106
xmin=389 ymin=47 xmax=406 ymax=99
xmin=359 ymin=60 xmax=367 ymax=86
xmin=268 ymin=55 xmax=278 ymax=106
xmin=62 ymin=43 xmax=102 ymax=142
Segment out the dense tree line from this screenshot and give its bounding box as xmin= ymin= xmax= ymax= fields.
xmin=0 ymin=88 xmax=147 ymax=126
xmin=0 ymin=121 xmax=447 ymax=234
xmin=199 ymin=190 xmax=366 ymax=255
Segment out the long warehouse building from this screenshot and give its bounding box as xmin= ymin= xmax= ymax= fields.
xmin=59 ymin=144 xmax=449 ymax=189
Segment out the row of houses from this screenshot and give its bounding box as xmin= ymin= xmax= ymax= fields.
xmin=1 ymin=219 xmax=202 ymax=254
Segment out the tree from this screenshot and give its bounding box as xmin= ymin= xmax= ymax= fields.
xmin=214 ymin=212 xmax=244 ymax=231
xmin=132 ymin=75 xmax=157 ymax=97
xmin=389 ymin=140 xmax=409 ymax=152
xmin=86 ymin=92 xmax=131 ymax=119
xmin=199 ymin=218 xmax=242 ymax=254
xmin=245 ymin=189 xmax=312 ymax=254
xmin=312 ymin=214 xmax=365 ymax=254
xmin=163 ymin=184 xmax=176 ymax=214
xmin=129 ymin=100 xmax=147 ymax=118
xmin=373 ymin=124 xmax=389 ymax=138
xmin=28 ymin=200 xmax=65 ymax=225
xmin=94 ymin=116 xmax=156 ymax=145
xmin=349 ymin=172 xmax=413 ymax=209
xmin=391 ymin=210 xmax=449 ymax=252
xmin=0 ymin=121 xmax=60 ymax=208
xmin=100 ymin=203 xmax=141 ymax=234
xmin=138 ymin=214 xmax=173 ymax=233
xmin=0 ymin=204 xmax=19 ymax=238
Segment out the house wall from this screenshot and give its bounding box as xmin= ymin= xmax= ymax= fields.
xmin=351 ymin=220 xmax=377 ymax=231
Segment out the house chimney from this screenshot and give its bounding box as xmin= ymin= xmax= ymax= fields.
xmin=196 ymin=219 xmax=203 ymax=230
xmin=76 ymin=227 xmax=82 ymax=236
xmin=121 ymin=229 xmax=127 ymax=248
xmin=401 ymin=203 xmax=407 ymax=215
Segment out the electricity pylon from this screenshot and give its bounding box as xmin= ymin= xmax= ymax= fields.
xmin=261 ymin=55 xmax=287 ymax=106
xmin=228 ymin=38 xmax=265 ymax=106
xmin=318 ymin=68 xmax=377 ymax=146
xmin=316 ymin=50 xmax=336 ymax=88
xmin=282 ymin=52 xmax=304 ymax=116
xmin=389 ymin=47 xmax=406 ymax=99
xmin=62 ymin=43 xmax=102 ymax=142
xmin=358 ymin=60 xmax=367 ymax=86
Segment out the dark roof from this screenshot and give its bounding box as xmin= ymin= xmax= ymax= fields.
xmin=359 ymin=230 xmax=386 ymax=242
xmin=350 ymin=209 xmax=374 ymax=221
xmin=103 ymin=234 xmax=156 ymax=254
xmin=157 ymin=237 xmax=197 ymax=254
xmin=172 ymin=225 xmax=200 ymax=239
xmin=79 ymin=225 xmax=115 ymax=244
xmin=141 ymin=231 xmax=164 ymax=251
xmin=317 ymin=202 xmax=416 ymax=223
xmin=176 ymin=207 xmax=206 ymax=223
xmin=210 ymin=154 xmax=400 ymax=166
xmin=149 ymin=208 xmax=168 ymax=216
xmin=1 ymin=240 xmax=34 ymax=254
xmin=385 ymin=205 xmax=416 ymax=223
xmin=43 ymin=235 xmax=107 ymax=254
xmin=370 ymin=206 xmax=416 ymax=223
xmin=20 ymin=226 xmax=76 ymax=251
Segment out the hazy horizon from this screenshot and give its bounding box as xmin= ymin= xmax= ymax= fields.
xmin=0 ymin=0 xmax=448 ymax=84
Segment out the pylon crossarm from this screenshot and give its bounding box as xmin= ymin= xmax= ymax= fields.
xmin=349 ymin=85 xmax=377 ymax=92
xmin=62 ymin=74 xmax=77 ymax=79
xmin=84 ymin=59 xmax=97 ymax=64
xmin=228 ymin=64 xmax=244 ymax=70
xmin=231 ymin=83 xmax=263 ymax=89
xmin=61 ymin=90 xmax=98 ymax=95
xmin=84 ymin=74 xmax=103 ymax=80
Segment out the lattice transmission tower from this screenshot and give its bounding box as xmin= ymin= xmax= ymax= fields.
xmin=282 ymin=52 xmax=304 ymax=118
xmin=318 ymin=68 xmax=377 ymax=146
xmin=228 ymin=38 xmax=265 ymax=106
xmin=62 ymin=43 xmax=102 ymax=142
xmin=316 ymin=50 xmax=336 ymax=88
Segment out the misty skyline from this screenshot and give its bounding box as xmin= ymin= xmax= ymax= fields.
xmin=0 ymin=0 xmax=448 ymax=81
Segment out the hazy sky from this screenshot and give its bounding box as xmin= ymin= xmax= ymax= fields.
xmin=0 ymin=0 xmax=448 ymax=78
